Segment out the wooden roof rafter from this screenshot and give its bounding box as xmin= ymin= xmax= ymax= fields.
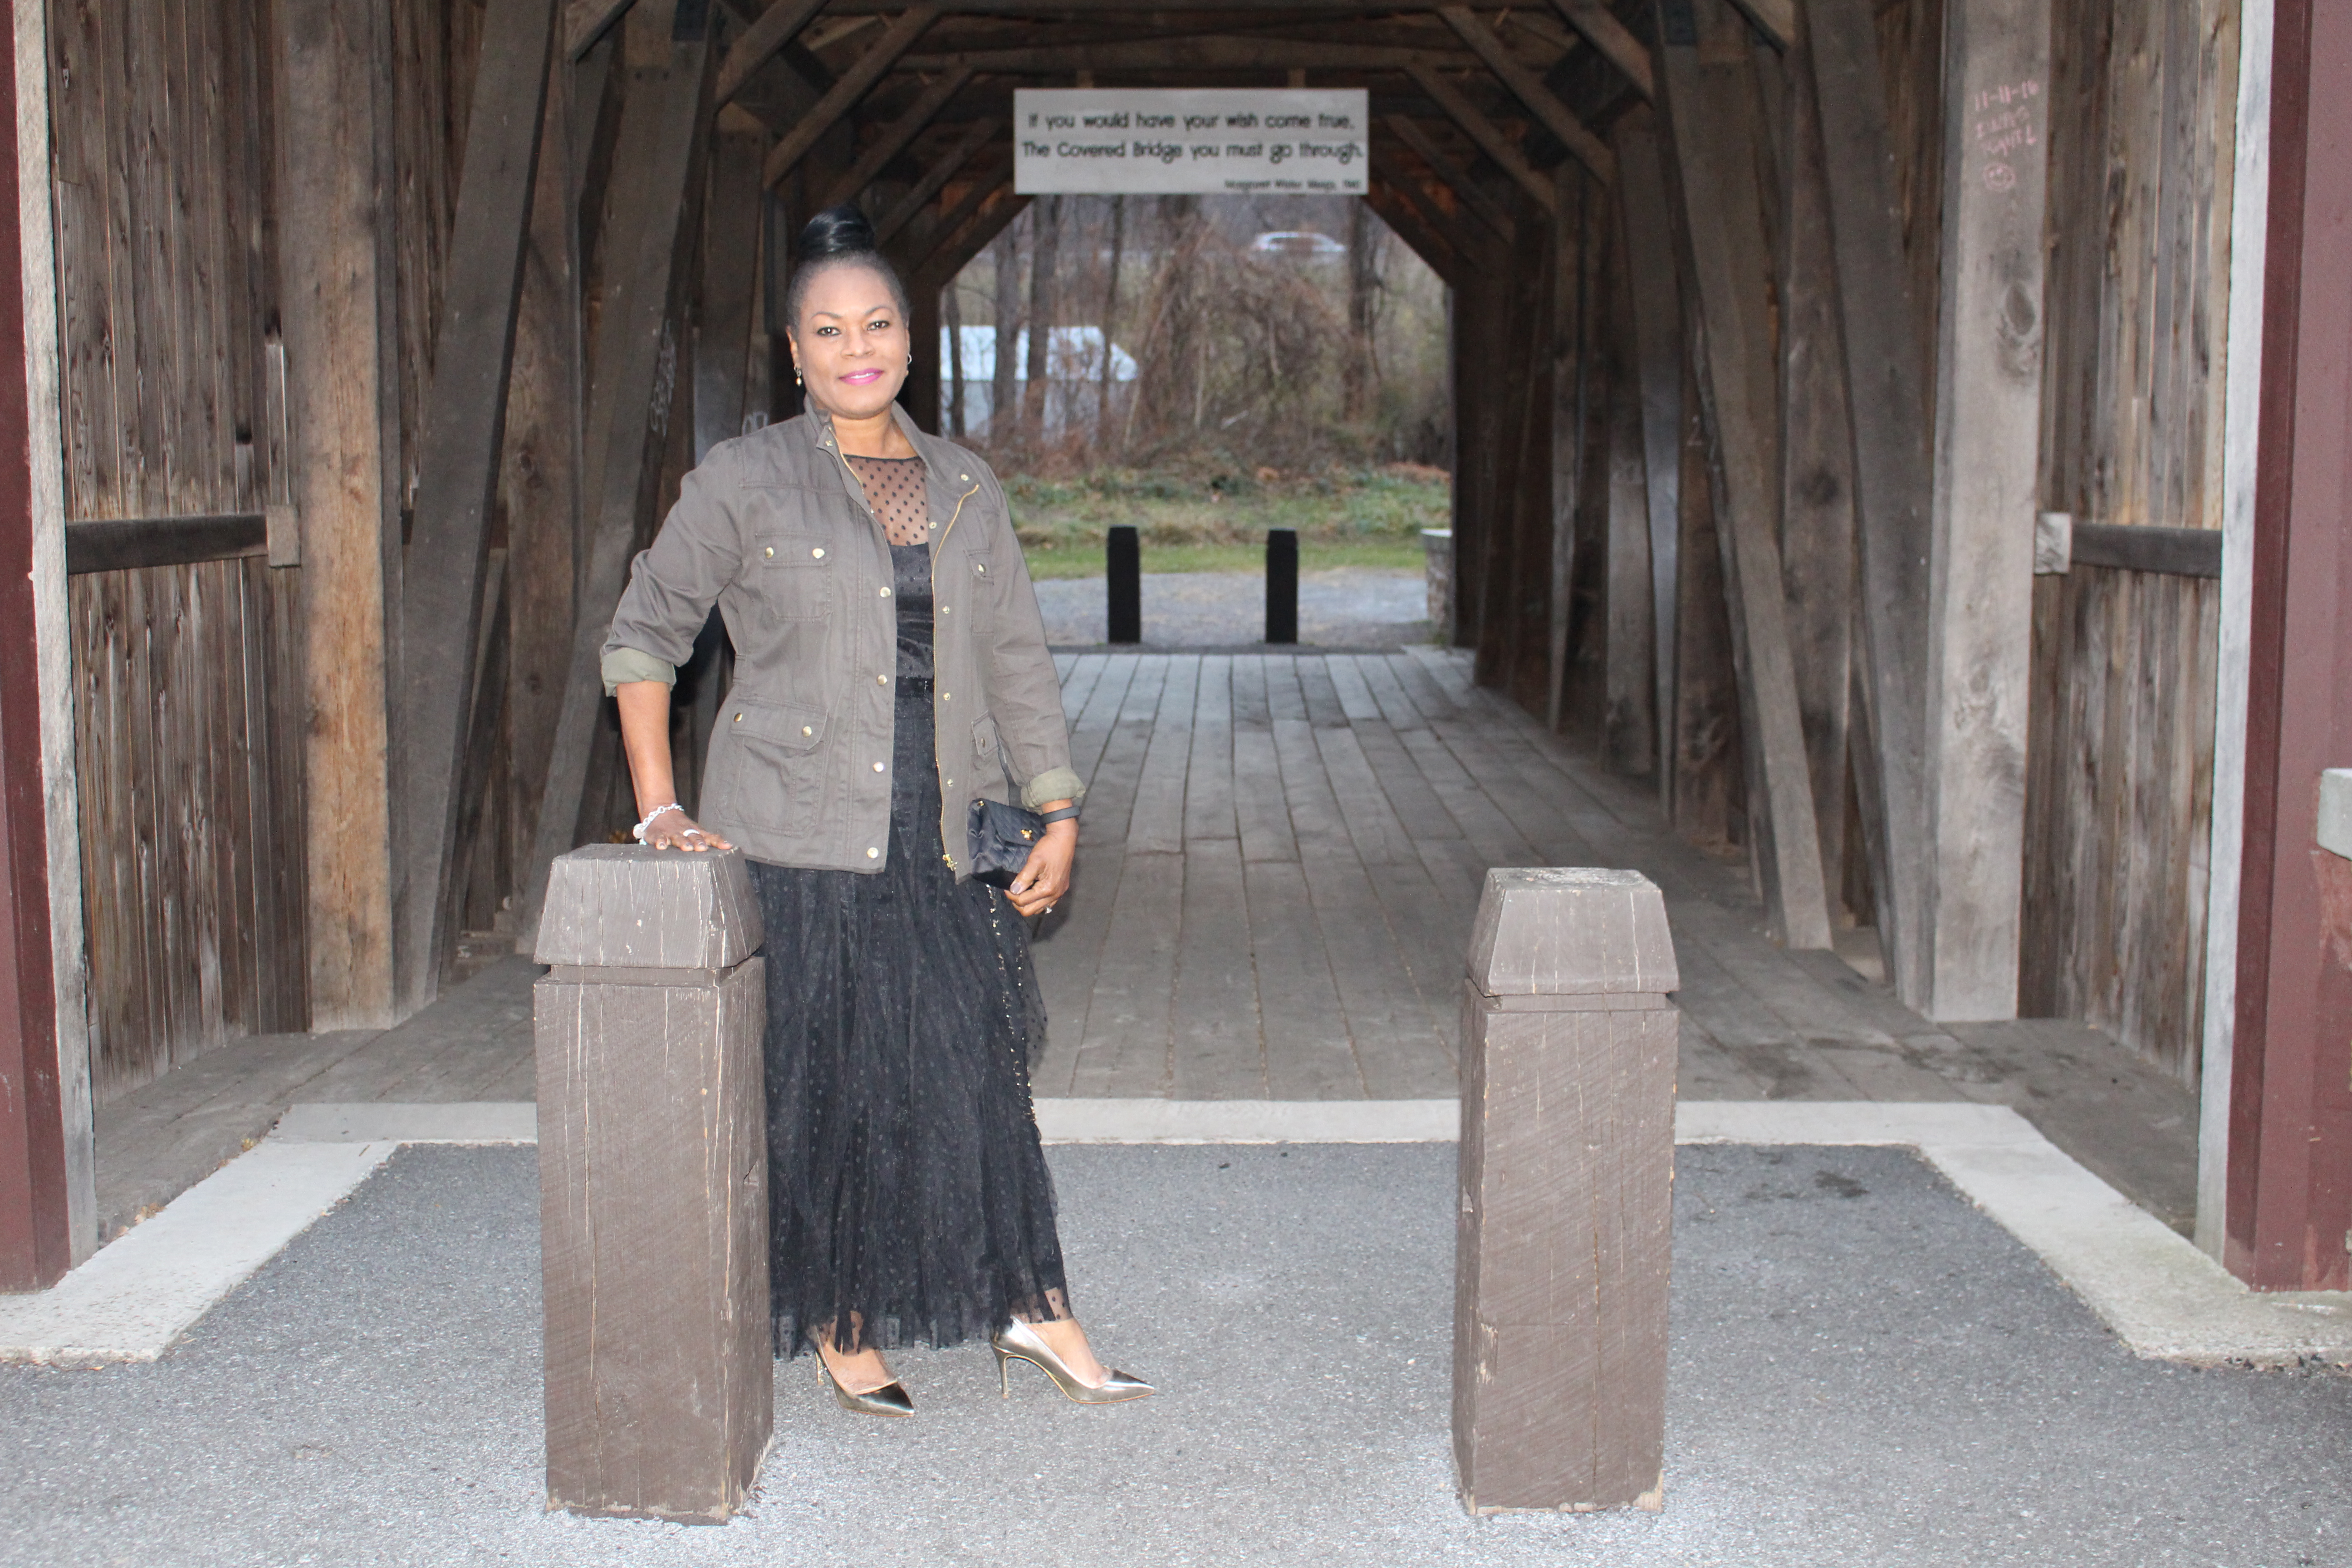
xmin=763 ymin=6 xmax=947 ymax=186
xmin=1378 ymin=111 xmax=1516 ymax=241
xmin=818 ymin=64 xmax=980 ymax=207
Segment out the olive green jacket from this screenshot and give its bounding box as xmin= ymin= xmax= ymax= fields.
xmin=601 ymin=405 xmax=1080 ymax=878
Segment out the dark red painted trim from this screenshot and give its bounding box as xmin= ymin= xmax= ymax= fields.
xmin=0 ymin=14 xmax=71 ymax=1293
xmin=2227 ymin=0 xmax=2352 ymax=1291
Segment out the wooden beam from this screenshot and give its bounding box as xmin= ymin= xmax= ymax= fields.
xmin=1725 ymin=0 xmax=1796 ymax=50
xmin=1369 ymin=154 xmax=1483 ymax=272
xmin=1806 ymin=0 xmax=1936 ymax=1004
xmin=62 ymin=514 xmax=268 ymax=573
xmin=565 ymin=0 xmax=632 ymax=60
xmin=276 ymin=0 xmax=402 ymax=1029
xmin=1363 ymin=181 xmax=1465 ymax=286
xmin=1658 ymin=3 xmax=1831 ymax=949
xmin=872 ymin=114 xmax=997 ymax=245
xmin=1548 ymin=0 xmax=1653 ymax=99
xmin=695 ymin=110 xmax=768 ymax=461
xmin=715 ymin=0 xmax=827 ymax=106
xmin=0 ymin=0 xmax=92 ymax=1286
xmin=501 ymin=62 xmax=588 ymax=923
xmin=2221 ymin=0 xmax=2352 ymax=1291
xmin=1612 ymin=108 xmax=1683 ymax=813
xmin=1918 ymin=0 xmax=2052 ymax=1019
xmin=1408 ymin=64 xmax=1557 ymax=215
xmin=1778 ymin=19 xmax=1859 ymax=919
xmin=2066 ymin=523 xmax=2224 ymax=578
xmin=909 ymin=182 xmax=1029 ymax=290
xmin=518 ymin=5 xmax=714 ymax=946
xmin=1547 ymin=164 xmax=1590 ymax=731
xmin=819 ymin=64 xmax=975 ymax=208
xmin=902 ymin=36 xmax=1468 ymax=72
xmin=1383 ymin=113 xmax=1515 ymax=242
xmin=1438 ymin=7 xmax=1614 ymax=181
xmin=395 ymin=0 xmax=559 ymax=1013
xmin=1600 ymin=211 xmax=1653 ymax=771
xmin=763 ymin=6 xmax=942 ymax=187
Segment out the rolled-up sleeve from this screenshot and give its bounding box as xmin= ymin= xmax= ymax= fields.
xmin=602 ymin=461 xmax=744 ymax=680
xmin=600 ymin=646 xmax=676 ymax=696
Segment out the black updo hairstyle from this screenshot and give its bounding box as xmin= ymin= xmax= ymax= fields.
xmin=786 ymin=204 xmax=911 ymax=330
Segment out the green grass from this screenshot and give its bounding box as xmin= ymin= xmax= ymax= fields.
xmin=1001 ymin=463 xmax=1450 ymax=578
xmin=1021 ymin=539 xmax=1429 ymax=580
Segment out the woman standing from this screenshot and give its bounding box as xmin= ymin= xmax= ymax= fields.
xmin=599 ymin=206 xmax=1151 ymax=1416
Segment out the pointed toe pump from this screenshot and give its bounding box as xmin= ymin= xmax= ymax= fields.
xmin=820 ymin=1363 xmax=916 ymax=1417
xmin=991 ymin=1318 xmax=1156 ymax=1405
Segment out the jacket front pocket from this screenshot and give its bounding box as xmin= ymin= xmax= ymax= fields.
xmin=750 ymin=532 xmax=834 ymax=622
xmin=712 ymin=697 xmax=828 ymax=834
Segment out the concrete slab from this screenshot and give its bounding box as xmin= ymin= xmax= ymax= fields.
xmin=273 ymin=1102 xmax=539 ymax=1144
xmin=4 ymin=1142 xmax=2349 ymax=1568
xmin=0 ymin=1140 xmax=395 ymax=1363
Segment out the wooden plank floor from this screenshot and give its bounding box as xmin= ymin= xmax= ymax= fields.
xmin=92 ymin=649 xmax=2203 ymax=1238
xmin=1027 ymin=651 xmax=2202 ymax=1230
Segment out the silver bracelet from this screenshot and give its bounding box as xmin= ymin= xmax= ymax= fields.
xmin=632 ymin=802 xmax=686 ymax=843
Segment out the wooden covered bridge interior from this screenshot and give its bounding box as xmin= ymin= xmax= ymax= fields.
xmin=2 ymin=0 xmax=2348 ymax=1302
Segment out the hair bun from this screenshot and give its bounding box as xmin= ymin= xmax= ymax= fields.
xmin=799 ymin=204 xmax=879 ymax=259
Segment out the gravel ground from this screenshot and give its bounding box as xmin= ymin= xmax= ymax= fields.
xmin=1031 ymin=567 xmax=1428 ymax=650
xmin=4 ymin=1142 xmax=2349 ymax=1568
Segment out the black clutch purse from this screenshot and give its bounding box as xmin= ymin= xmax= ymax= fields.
xmin=967 ymin=796 xmax=1048 ymax=890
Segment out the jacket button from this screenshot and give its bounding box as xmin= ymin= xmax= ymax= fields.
xmin=802 ymin=725 xmax=813 ymax=736
xmin=733 ymin=713 xmax=743 ymax=723
xmin=872 ymin=762 xmax=885 ymax=773
xmin=879 ymin=586 xmax=891 ymax=597
xmin=867 ymin=847 xmax=880 ymax=859
xmin=960 ymin=474 xmax=969 ymax=481
xmin=941 ymin=691 xmax=950 ymax=701
xmin=812 ymin=547 xmax=825 ymax=559
xmin=763 ymin=546 xmax=774 ymax=559
xmin=877 ymin=674 xmax=888 ymax=685
xmin=941 ymin=604 xmax=951 ymax=614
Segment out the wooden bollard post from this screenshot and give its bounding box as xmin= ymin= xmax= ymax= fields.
xmin=534 ymin=845 xmax=771 ymax=1523
xmin=1453 ymin=867 xmax=1679 ymax=1515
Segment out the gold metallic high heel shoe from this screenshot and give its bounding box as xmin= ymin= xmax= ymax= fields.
xmin=991 ymin=1318 xmax=1156 ymax=1405
xmin=818 ymin=1361 xmax=915 ymax=1417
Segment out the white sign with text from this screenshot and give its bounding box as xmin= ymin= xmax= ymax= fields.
xmin=1013 ymin=88 xmax=1368 ymax=195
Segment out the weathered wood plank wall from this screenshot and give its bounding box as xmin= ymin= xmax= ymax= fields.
xmin=49 ymin=0 xmax=492 ymax=1091
xmin=2022 ymin=0 xmax=2239 ymax=1081
xmin=48 ymin=0 xmax=306 ymax=1094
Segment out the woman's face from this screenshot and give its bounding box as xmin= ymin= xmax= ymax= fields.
xmin=789 ymin=263 xmax=909 ymax=422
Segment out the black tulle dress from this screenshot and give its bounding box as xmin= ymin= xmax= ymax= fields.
xmin=746 ymin=456 xmax=1068 ymax=1359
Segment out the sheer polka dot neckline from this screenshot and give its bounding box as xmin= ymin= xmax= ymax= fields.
xmin=843 ymin=453 xmax=931 ymax=546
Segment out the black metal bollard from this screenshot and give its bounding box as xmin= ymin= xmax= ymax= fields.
xmin=1107 ymin=524 xmax=1142 ymax=644
xmin=1265 ymin=528 xmax=1298 ymax=644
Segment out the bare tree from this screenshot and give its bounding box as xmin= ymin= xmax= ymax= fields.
xmin=1097 ymin=195 xmax=1125 ymax=443
xmin=990 ymin=222 xmax=1020 ymax=442
xmin=1024 ymin=195 xmax=1062 ymax=439
xmin=1346 ymin=198 xmax=1381 ymax=419
xmin=943 ymin=281 xmax=966 ymax=438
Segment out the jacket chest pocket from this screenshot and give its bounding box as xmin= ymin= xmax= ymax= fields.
xmin=960 ymin=551 xmax=995 ymax=623
xmin=751 ymin=532 xmax=834 ymax=621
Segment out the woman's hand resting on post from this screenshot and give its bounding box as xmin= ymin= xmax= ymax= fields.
xmin=1005 ymin=816 xmax=1076 ymax=917
xmin=639 ymin=805 xmax=734 ymax=853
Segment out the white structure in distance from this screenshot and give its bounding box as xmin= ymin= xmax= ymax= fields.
xmin=940 ymin=325 xmax=1139 ymax=439
xmin=1014 ymin=89 xmax=1368 ymax=196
